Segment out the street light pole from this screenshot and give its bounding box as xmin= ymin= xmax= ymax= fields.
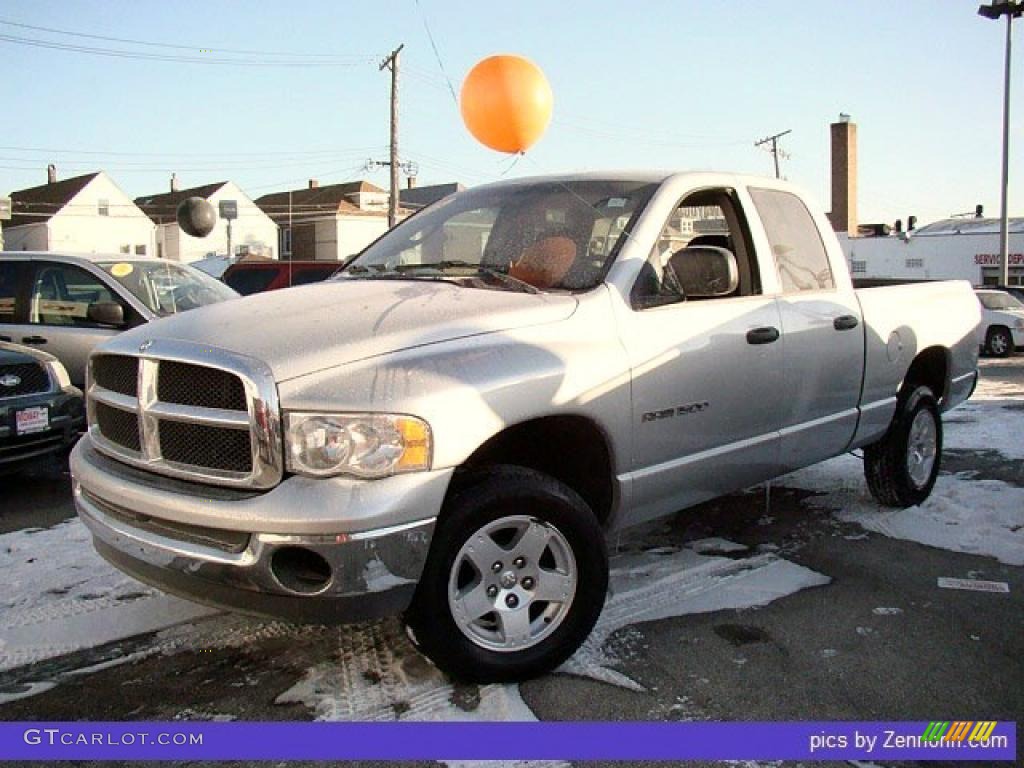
xmin=979 ymin=1 xmax=1023 ymax=286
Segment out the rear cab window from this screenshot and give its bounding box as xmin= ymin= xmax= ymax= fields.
xmin=749 ymin=188 xmax=835 ymax=293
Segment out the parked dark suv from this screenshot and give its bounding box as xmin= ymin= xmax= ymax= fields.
xmin=222 ymin=261 xmax=340 ymax=295
xmin=1 ymin=341 xmax=84 ymax=468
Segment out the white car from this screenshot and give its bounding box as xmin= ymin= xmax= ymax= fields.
xmin=976 ymin=289 xmax=1024 ymax=357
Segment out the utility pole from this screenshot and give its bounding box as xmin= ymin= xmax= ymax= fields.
xmin=755 ymin=129 xmax=792 ymax=179
xmin=978 ymin=1 xmax=1022 ymax=286
xmin=380 ymin=44 xmax=404 ymax=228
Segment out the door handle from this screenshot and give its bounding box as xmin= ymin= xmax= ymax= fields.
xmin=0 ymin=335 xmax=11 ymax=342
xmin=833 ymin=314 xmax=860 ymax=331
xmin=746 ymin=326 xmax=780 ymax=345
xmin=21 ymin=335 xmax=47 ymax=345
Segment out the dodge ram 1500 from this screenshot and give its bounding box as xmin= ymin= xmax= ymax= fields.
xmin=71 ymin=172 xmax=980 ymax=681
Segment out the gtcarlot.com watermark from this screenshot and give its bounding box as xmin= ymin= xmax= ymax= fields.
xmin=23 ymin=727 xmax=202 ymax=747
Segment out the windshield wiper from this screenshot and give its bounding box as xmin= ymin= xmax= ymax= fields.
xmin=392 ymin=261 xmax=540 ymax=294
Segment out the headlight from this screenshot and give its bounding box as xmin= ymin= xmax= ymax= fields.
xmin=46 ymin=359 xmax=73 ymax=391
xmin=285 ymin=412 xmax=432 ymax=478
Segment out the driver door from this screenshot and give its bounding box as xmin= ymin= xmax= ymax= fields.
xmin=12 ymin=260 xmax=127 ymax=387
xmin=614 ymin=188 xmax=785 ymax=525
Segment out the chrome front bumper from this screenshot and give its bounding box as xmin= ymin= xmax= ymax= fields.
xmin=71 ymin=438 xmax=449 ymax=623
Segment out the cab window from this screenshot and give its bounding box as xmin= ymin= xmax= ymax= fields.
xmin=749 ymin=187 xmax=835 ymax=292
xmin=631 ymin=188 xmax=761 ymax=309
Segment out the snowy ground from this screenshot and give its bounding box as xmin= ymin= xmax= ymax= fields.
xmin=0 ymin=358 xmax=1021 ymax=745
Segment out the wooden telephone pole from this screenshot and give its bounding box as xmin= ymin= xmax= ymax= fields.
xmin=755 ymin=129 xmax=792 ymax=179
xmin=380 ymin=44 xmax=404 ymax=228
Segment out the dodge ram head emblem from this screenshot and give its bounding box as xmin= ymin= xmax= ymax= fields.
xmin=0 ymin=374 xmax=21 ymax=388
xmin=138 ymin=340 xmax=153 ymax=353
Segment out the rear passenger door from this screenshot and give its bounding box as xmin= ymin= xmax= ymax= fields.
xmin=748 ymin=187 xmax=864 ymax=471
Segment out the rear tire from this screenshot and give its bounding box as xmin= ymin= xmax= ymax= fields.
xmin=986 ymin=327 xmax=1013 ymax=358
xmin=405 ymin=465 xmax=608 ymax=683
xmin=864 ymin=385 xmax=942 ymax=507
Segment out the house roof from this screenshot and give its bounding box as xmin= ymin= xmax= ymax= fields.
xmin=255 ymin=180 xmax=387 ymax=221
xmin=134 ymin=182 xmax=229 ymax=224
xmin=2 ymin=172 xmax=100 ymax=229
xmin=399 ymin=182 xmax=465 ymax=210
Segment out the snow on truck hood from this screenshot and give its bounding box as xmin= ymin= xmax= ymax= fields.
xmin=116 ymin=279 xmax=579 ymax=382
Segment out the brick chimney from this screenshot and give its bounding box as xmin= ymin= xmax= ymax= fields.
xmin=828 ymin=113 xmax=857 ymax=235
xmin=406 ymin=176 xmax=417 ymax=190
xmin=170 ymin=173 xmax=180 ymax=193
xmin=308 ymin=179 xmax=319 ymax=189
xmin=47 ymin=164 xmax=57 ymax=184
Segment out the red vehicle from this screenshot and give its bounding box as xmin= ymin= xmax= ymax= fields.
xmin=222 ymin=261 xmax=340 ymax=296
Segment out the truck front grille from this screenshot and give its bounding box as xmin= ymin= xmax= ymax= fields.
xmin=159 ymin=420 xmax=253 ymax=473
xmin=87 ymin=344 xmax=282 ymax=489
xmin=95 ymin=401 xmax=141 ymax=451
xmin=91 ymin=355 xmax=138 ymax=396
xmin=0 ymin=362 xmax=51 ymax=398
xmin=157 ymin=361 xmax=247 ymax=411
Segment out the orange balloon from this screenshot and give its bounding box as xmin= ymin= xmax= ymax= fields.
xmin=460 ymin=55 xmax=553 ymax=154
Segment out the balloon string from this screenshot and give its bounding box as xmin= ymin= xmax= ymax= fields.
xmin=414 ymin=0 xmax=459 ymax=107
xmin=499 ymin=151 xmax=525 ymax=176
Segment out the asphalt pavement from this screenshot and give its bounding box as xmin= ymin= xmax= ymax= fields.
xmin=0 ymin=357 xmax=1021 ymax=768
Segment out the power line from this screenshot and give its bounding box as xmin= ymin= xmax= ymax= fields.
xmin=0 ymin=31 xmax=377 ymax=67
xmin=0 ymin=17 xmax=374 ymax=59
xmin=0 ymin=144 xmax=387 ymax=159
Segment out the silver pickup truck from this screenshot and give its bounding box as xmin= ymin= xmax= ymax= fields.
xmin=71 ymin=172 xmax=980 ymax=682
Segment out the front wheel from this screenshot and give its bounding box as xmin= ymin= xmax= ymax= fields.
xmin=405 ymin=465 xmax=608 ymax=683
xmin=986 ymin=327 xmax=1013 ymax=358
xmin=864 ymin=385 xmax=942 ymax=507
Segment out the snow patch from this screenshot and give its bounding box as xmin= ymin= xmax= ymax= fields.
xmin=0 ymin=519 xmax=218 ymax=671
xmin=559 ymin=549 xmax=830 ymax=688
xmin=780 ymin=454 xmax=1024 ymax=566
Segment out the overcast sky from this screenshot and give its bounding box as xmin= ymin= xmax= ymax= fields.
xmin=2 ymin=0 xmax=1021 ymax=225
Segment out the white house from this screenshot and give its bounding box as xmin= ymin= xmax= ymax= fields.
xmin=135 ymin=180 xmax=278 ymax=264
xmin=255 ymin=180 xmax=396 ymax=261
xmin=840 ymin=217 xmax=1024 ymax=287
xmin=2 ymin=168 xmax=155 ymax=255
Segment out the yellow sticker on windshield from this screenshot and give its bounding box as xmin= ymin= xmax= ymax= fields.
xmin=110 ymin=263 xmax=134 ymax=277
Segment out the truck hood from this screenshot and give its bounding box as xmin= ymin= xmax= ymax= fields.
xmin=117 ymin=279 xmax=579 ymax=381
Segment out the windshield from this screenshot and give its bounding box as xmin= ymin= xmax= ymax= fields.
xmin=978 ymin=291 xmax=1024 ymax=311
xmin=341 ymin=179 xmax=659 ymax=292
xmin=98 ymin=261 xmax=238 ymax=316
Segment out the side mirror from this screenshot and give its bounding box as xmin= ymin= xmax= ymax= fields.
xmin=667 ymin=246 xmax=739 ymax=299
xmin=88 ymin=301 xmax=125 ymax=327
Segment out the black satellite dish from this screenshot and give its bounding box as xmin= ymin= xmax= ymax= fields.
xmin=176 ymin=197 xmax=216 ymax=238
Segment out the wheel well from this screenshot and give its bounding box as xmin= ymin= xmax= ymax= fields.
xmin=902 ymin=346 xmax=949 ymax=404
xmin=457 ymin=416 xmax=615 ymax=526
xmin=987 ymin=324 xmax=1010 ymax=338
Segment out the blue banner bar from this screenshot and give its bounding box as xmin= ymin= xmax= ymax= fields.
xmin=0 ymin=721 xmax=1016 ymax=761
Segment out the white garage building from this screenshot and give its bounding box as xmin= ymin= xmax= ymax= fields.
xmin=841 ymin=218 xmax=1024 ymax=288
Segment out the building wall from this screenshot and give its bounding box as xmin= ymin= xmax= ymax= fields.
xmin=46 ymin=174 xmax=155 ymax=256
xmin=161 ymin=182 xmax=279 ymax=263
xmin=2 ymin=222 xmax=49 ymax=251
xmin=337 ymin=216 xmax=388 ymax=261
xmin=841 ymin=230 xmax=1024 ymax=286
